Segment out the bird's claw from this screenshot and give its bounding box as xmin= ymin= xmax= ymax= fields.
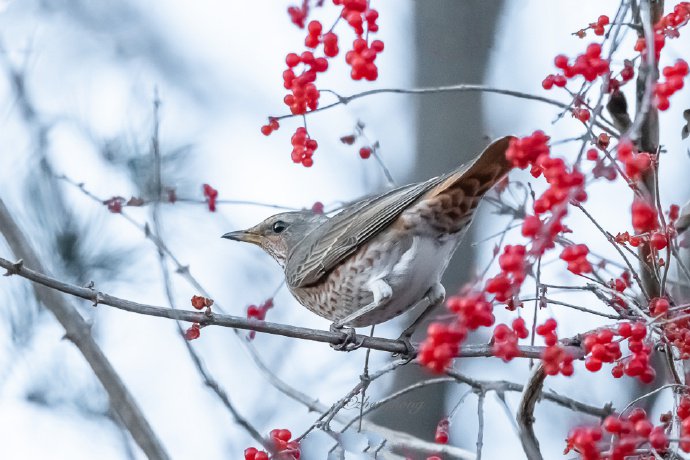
xmin=330 ymin=323 xmax=363 ymax=351
xmin=392 ymin=332 xmax=417 ymax=360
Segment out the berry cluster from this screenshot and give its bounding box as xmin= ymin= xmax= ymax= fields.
xmin=290 ymin=127 xmax=318 ymax=167
xmin=246 ymin=298 xmax=274 ymax=340
xmin=492 ymin=319 xmax=527 ymax=362
xmin=631 ymin=198 xmax=659 ymax=234
xmin=566 ymin=408 xmax=670 ymax=459
xmin=418 ymin=321 xmax=467 ymax=373
xmin=589 ymin=15 xmax=610 ymax=36
xmin=103 ymin=196 xmax=126 ymax=213
xmin=542 ymin=43 xmax=610 ymax=89
xmin=535 ymin=319 xmax=574 ymax=376
xmin=284 ymin=50 xmax=328 ymax=116
xmin=486 ymin=245 xmax=527 ymax=302
xmin=346 ymin=38 xmax=384 ymax=81
xmin=609 ymin=322 xmax=655 ymax=383
xmin=654 ymin=59 xmax=689 ymax=110
xmin=203 ymin=184 xmax=218 ymax=212
xmin=260 ymin=118 xmax=280 ymax=136
xmin=560 ymin=244 xmax=593 ymax=275
xmin=616 ymin=139 xmax=651 ymax=179
xmin=419 ymin=293 xmax=495 ymax=373
xmin=244 ymin=429 xmax=300 ymax=460
xmin=635 ymin=2 xmax=690 ymax=59
xmin=272 ymin=1 xmax=384 ymax=166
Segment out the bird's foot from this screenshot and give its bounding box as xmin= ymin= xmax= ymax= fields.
xmin=393 ymin=331 xmax=417 ymax=360
xmin=329 ymin=322 xmax=363 ymax=352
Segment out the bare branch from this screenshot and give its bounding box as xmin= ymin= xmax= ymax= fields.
xmin=0 ymin=198 xmax=169 ymax=459
xmin=516 ymin=363 xmax=546 ymax=460
xmin=0 ymin=254 xmax=586 ymax=359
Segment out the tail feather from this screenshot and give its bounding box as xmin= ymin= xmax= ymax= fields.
xmin=411 ymin=136 xmax=515 ymax=234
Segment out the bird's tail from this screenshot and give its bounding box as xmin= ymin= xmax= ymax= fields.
xmin=419 ymin=136 xmax=515 ymax=234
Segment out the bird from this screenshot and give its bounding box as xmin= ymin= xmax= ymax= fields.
xmin=223 ymin=136 xmax=514 ymax=351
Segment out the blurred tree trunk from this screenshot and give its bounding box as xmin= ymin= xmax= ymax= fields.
xmin=371 ymin=0 xmax=504 ymax=441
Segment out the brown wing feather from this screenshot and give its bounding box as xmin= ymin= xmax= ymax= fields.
xmin=286 ymin=136 xmax=515 ymax=288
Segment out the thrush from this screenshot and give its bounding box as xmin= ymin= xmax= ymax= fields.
xmin=223 ymin=136 xmax=514 ymax=351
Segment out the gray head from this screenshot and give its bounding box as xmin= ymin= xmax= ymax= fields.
xmin=222 ymin=210 xmax=328 ymax=268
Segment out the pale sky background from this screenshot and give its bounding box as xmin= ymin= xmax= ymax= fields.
xmin=0 ymin=1 xmax=688 ymax=459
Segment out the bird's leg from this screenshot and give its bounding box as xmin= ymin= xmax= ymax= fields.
xmin=395 ymin=283 xmax=446 ymax=358
xmin=330 ymin=278 xmax=392 ymax=352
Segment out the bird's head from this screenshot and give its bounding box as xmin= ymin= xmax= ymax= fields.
xmin=222 ymin=210 xmax=327 ymax=268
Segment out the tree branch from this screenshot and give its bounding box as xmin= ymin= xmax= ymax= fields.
xmin=0 ymin=254 xmax=586 ymax=360
xmin=516 ymin=363 xmax=546 ymax=460
xmin=0 ymin=198 xmax=169 ymax=460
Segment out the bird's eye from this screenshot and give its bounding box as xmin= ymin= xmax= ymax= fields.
xmin=272 ymin=220 xmax=287 ymax=234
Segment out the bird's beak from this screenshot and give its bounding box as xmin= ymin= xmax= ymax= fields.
xmin=221 ymin=230 xmax=262 ymax=245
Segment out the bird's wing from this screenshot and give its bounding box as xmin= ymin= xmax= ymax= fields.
xmin=286 ymin=136 xmax=514 ymax=288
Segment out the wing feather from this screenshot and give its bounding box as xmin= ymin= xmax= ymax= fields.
xmin=286 ymin=136 xmax=514 ymax=288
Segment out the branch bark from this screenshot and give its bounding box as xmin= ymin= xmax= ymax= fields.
xmin=0 ymin=253 xmax=586 ymax=360
xmin=0 ymin=198 xmax=169 ymax=459
xmin=516 ymin=363 xmax=546 ymax=460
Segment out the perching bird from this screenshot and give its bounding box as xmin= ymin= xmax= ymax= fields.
xmin=223 ymin=136 xmax=514 ymax=349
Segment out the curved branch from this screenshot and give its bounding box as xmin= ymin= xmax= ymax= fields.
xmin=0 ymin=254 xmax=586 ymax=360
xmin=0 ymin=199 xmax=169 ymax=460
xmin=516 ymin=363 xmax=546 ymax=460
xmin=272 ymin=84 xmax=618 ymax=135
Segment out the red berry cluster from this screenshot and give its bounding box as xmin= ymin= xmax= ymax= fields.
xmin=566 ymin=408 xmax=670 ymax=460
xmin=243 ymin=448 xmax=268 ymax=460
xmin=283 ymin=50 xmax=327 ymax=116
xmin=590 ymin=15 xmax=610 ymax=36
xmin=419 ymin=293 xmax=496 ymax=373
xmin=631 ymin=198 xmax=659 ymax=234
xmin=543 ymin=44 xmax=610 ymax=89
xmin=492 ymin=318 xmax=528 ymax=362
xmin=649 ymin=297 xmax=670 ymax=316
xmin=486 ymin=245 xmax=527 ymax=302
xmin=418 ymin=321 xmax=467 ymax=373
xmin=505 ymin=130 xmax=550 ymax=169
xmin=610 ymin=322 xmax=655 ymax=383
xmin=270 ymin=429 xmax=301 ymax=458
xmin=635 ymin=2 xmax=690 ymax=59
xmin=287 ymin=0 xmax=308 ymax=28
xmin=661 ymin=311 xmax=690 ymax=358
xmin=616 ymin=139 xmax=651 ymax=179
xmin=290 ymin=127 xmax=318 ymax=167
xmin=260 ymin=118 xmax=280 ymax=136
xmin=536 ymin=318 xmax=558 ymax=346
xmin=657 ymin=2 xmax=690 ymax=40
xmin=346 ymin=38 xmax=384 ymax=81
xmin=654 ymin=59 xmax=689 ymax=111
xmin=537 ymin=319 xmax=575 ymax=375
xmin=246 ymin=298 xmax=274 ymax=340
xmin=272 ymin=1 xmax=384 ymax=166
xmin=560 ymin=244 xmax=593 ymax=275
xmin=434 ymin=417 xmax=449 ymax=444
xmin=447 ymin=293 xmax=496 ymax=329
xmin=542 ymin=343 xmax=574 ymax=376
xmin=203 ymin=183 xmax=218 ymax=212
xmin=583 ymin=328 xmax=620 ymax=372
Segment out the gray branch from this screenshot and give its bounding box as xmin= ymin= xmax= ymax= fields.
xmin=0 ymin=198 xmax=169 ymax=459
